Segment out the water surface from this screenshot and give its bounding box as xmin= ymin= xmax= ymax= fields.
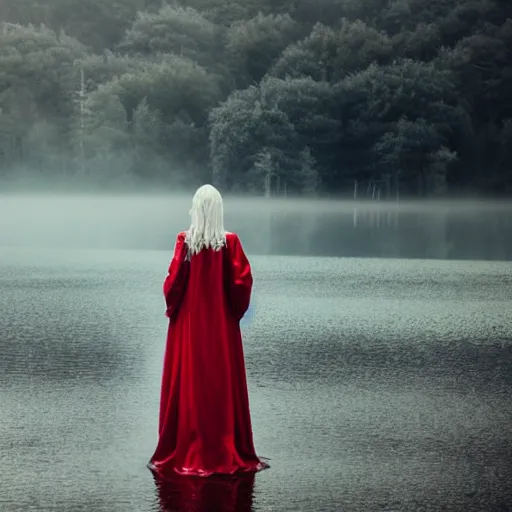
xmin=1 ymin=248 xmax=511 ymax=511
xmin=1 ymin=195 xmax=512 ymax=260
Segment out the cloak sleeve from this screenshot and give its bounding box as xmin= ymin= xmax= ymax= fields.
xmin=163 ymin=232 xmax=190 ymax=319
xmin=224 ymin=234 xmax=253 ymax=321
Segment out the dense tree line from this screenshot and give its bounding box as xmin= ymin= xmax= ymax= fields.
xmin=0 ymin=0 xmax=511 ymax=196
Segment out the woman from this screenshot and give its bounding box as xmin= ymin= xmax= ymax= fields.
xmin=149 ymin=184 xmax=267 ymax=478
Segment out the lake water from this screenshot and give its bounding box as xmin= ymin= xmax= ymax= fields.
xmin=1 ymin=247 xmax=511 ymax=511
xmin=1 ymin=195 xmax=512 ymax=260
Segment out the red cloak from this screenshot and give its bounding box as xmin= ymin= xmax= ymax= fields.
xmin=149 ymin=231 xmax=267 ymax=477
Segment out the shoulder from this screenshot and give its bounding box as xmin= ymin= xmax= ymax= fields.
xmin=225 ymin=232 xmax=240 ymax=244
xmin=173 ymin=231 xmax=187 ymax=248
xmin=225 ymin=232 xmax=248 ymax=254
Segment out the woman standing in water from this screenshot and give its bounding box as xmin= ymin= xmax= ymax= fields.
xmin=149 ymin=184 xmax=267 ymax=478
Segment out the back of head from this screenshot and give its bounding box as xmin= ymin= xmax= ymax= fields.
xmin=186 ymin=184 xmax=227 ymax=255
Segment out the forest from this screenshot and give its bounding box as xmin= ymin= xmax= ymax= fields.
xmin=0 ymin=0 xmax=511 ymax=196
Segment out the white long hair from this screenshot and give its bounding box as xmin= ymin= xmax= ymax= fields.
xmin=185 ymin=184 xmax=227 ymax=255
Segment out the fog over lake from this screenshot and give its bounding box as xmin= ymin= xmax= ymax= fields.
xmin=1 ymin=194 xmax=512 ymax=261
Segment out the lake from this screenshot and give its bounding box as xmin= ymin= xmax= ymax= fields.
xmin=1 ymin=195 xmax=512 ymax=260
xmin=1 ymin=247 xmax=511 ymax=511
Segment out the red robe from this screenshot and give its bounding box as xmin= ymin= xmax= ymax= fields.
xmin=150 ymin=231 xmax=267 ymax=477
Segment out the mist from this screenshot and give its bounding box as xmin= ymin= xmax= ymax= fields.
xmin=1 ymin=193 xmax=511 ymax=261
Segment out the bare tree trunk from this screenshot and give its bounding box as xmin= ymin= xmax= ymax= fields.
xmin=79 ymin=67 xmax=85 ymax=175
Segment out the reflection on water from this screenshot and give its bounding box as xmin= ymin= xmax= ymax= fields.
xmin=0 ymin=195 xmax=511 ymax=260
xmin=152 ymin=471 xmax=255 ymax=512
xmin=267 ymin=201 xmax=512 ymax=260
